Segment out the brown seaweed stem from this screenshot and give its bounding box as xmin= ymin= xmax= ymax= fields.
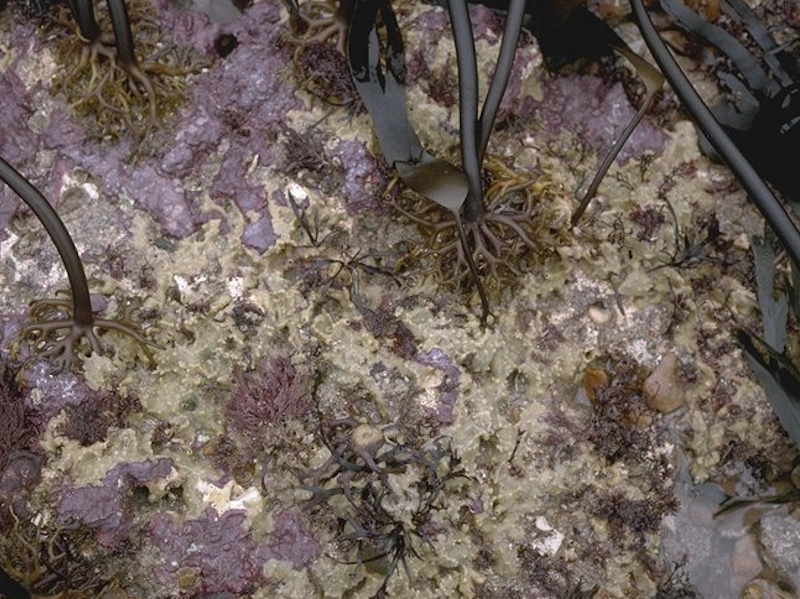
xmin=0 ymin=156 xmax=93 ymax=327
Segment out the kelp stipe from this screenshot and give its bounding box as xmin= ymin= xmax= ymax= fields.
xmin=438 ymin=0 xmax=664 ymax=226
xmin=630 ymin=0 xmax=800 ymax=460
xmin=106 ymin=0 xmax=157 ymax=122
xmin=64 ymin=0 xmax=155 ymax=120
xmin=347 ymin=0 xmax=491 ymax=322
xmin=347 ymin=0 xmax=547 ymax=323
xmin=65 ymin=0 xmax=102 ymax=42
xmin=0 ymin=157 xmax=159 ymax=374
xmin=629 ymin=0 xmax=800 ymax=271
xmin=660 ymin=0 xmax=800 ymax=210
xmin=58 ymin=0 xmax=200 ymax=141
xmin=447 ymin=0 xmax=528 ymax=220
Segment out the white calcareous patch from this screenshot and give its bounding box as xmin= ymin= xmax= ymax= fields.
xmin=227 ymin=276 xmax=244 ymax=299
xmin=288 ymin=181 xmax=308 ymax=203
xmin=531 ymin=516 xmax=565 ymax=556
xmin=196 ymin=478 xmax=263 ymax=515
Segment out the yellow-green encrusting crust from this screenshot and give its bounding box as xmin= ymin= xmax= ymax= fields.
xmin=1 ymin=1 xmax=798 ymax=598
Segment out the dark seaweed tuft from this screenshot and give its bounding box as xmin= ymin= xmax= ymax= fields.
xmin=59 ymin=391 xmax=141 ymax=447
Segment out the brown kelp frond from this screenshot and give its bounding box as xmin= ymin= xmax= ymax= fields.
xmin=17 ymin=292 xmax=160 ymax=375
xmin=393 ymin=159 xmax=568 ymax=295
xmin=51 ymin=0 xmax=204 ymax=142
xmin=0 ymin=509 xmax=116 ymax=598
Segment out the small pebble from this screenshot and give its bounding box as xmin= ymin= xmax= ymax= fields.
xmin=642 ymin=353 xmax=685 ymax=413
xmin=583 ymin=368 xmax=609 ymax=403
xmin=587 ymin=301 xmax=613 ymax=325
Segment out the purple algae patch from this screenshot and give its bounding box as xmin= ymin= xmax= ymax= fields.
xmin=529 ymin=75 xmax=668 ymax=163
xmin=242 ymin=214 xmax=277 ymax=254
xmin=0 ymin=71 xmax=36 ymax=167
xmin=149 ymin=508 xmax=266 ymax=595
xmin=240 ymin=188 xmax=285 ymax=252
xmin=467 ymin=3 xmax=506 ymax=42
xmin=151 ymin=0 xmax=220 ymax=55
xmin=498 ymin=48 xmax=536 ymax=116
xmin=0 ymin=314 xmax=24 ymax=355
xmin=411 ymin=4 xmax=502 ymax=44
xmin=257 ymin=510 xmax=321 ymax=569
xmin=2 ymin=0 xmax=298 ymax=243
xmin=187 ymin=2 xmax=300 ymax=136
xmin=160 ymin=108 xmax=225 ymax=177
xmin=23 ymin=372 xmax=98 ymax=423
xmin=57 ymin=458 xmax=173 ymax=546
xmin=129 ymin=165 xmax=196 ymax=239
xmin=417 ymin=348 xmax=462 ymax=426
xmin=210 ymin=140 xmax=265 ymax=215
xmin=334 ymin=140 xmax=388 ymax=215
xmin=414 ymin=6 xmax=448 ymax=34
xmin=151 ymin=1 xmax=299 ymax=243
xmin=42 ymin=107 xmax=87 ymax=153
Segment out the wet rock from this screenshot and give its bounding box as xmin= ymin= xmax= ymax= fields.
xmin=642 ymin=353 xmax=685 ymax=413
xmin=661 ymin=471 xmax=751 ymax=599
xmin=758 ymin=510 xmax=800 ymax=590
xmin=731 ymin=535 xmax=761 ymax=588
